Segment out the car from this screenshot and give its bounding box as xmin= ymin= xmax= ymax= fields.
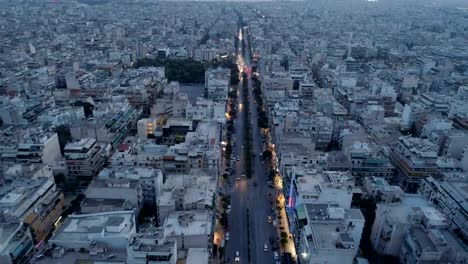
xmin=267 ymin=216 xmax=273 ymax=223
xmin=235 ymin=251 xmax=240 ymax=262
xmin=236 ymin=176 xmax=240 ymax=181
xmin=274 ymin=251 xmax=279 ymax=260
xmin=237 ymin=157 xmax=240 ymax=161
xmin=227 ymin=205 xmax=231 ymax=211
xmin=225 ymin=232 xmax=230 ymax=241
xmin=263 ymin=243 xmax=268 ymax=252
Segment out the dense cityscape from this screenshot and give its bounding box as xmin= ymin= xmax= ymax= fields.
xmin=0 ymin=0 xmax=468 ymax=264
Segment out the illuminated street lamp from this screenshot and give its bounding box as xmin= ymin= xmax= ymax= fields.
xmin=301 ymin=252 xmax=308 ymax=260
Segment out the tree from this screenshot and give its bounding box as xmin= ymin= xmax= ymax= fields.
xmin=262 ymin=149 xmax=273 ymax=160
xmin=280 ymin=238 xmax=288 ymax=246
xmin=281 ymin=231 xmax=288 ymax=239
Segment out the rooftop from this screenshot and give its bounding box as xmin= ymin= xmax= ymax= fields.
xmin=186 ymin=248 xmax=209 ymax=264
xmin=51 ymin=211 xmax=135 ymax=243
xmin=163 ymin=210 xmax=213 ymax=237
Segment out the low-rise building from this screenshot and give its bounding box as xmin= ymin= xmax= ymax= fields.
xmin=49 ymin=211 xmax=137 ymax=251
xmin=363 ymin=177 xmax=404 ymax=203
xmin=85 ymin=167 xmax=163 ymax=214
xmin=127 ymin=226 xmax=177 ymax=264
xmin=205 ymin=68 xmax=230 ymax=103
xmin=297 ymin=203 xmax=365 ymax=264
xmin=400 ymin=227 xmax=468 ymax=264
xmin=162 ymin=210 xmax=213 ymax=251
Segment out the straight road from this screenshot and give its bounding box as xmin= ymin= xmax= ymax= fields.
xmin=225 ymin=26 xmax=279 ymax=264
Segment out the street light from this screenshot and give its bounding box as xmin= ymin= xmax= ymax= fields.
xmin=301 ymin=252 xmax=308 ymax=259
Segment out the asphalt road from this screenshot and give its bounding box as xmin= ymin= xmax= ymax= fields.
xmin=225 ymin=27 xmax=278 ymax=264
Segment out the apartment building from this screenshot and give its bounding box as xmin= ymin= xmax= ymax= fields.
xmin=0 ymin=220 xmax=34 ymax=264
xmin=205 ymin=68 xmax=230 ymax=103
xmin=64 ymin=138 xmax=110 ymax=187
xmin=371 ymin=195 xmax=447 ymax=256
xmin=420 ymin=176 xmax=468 ymax=242
xmin=0 ymin=168 xmax=64 ymax=244
xmin=389 ymin=136 xmax=439 ymax=192
xmin=297 ymin=203 xmax=364 ymax=264
xmin=16 ymin=129 xmax=62 ymax=165
xmin=127 ymin=227 xmax=177 ymax=264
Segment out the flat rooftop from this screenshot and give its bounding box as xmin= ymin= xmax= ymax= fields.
xmin=186 ymin=248 xmax=209 ymax=264
xmin=163 ymin=210 xmax=213 ymax=237
xmin=51 ymin=211 xmax=135 ymax=243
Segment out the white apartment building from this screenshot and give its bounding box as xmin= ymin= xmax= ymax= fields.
xmin=205 ymin=68 xmax=230 ymax=103
xmin=297 ymin=203 xmax=364 ymax=264
xmin=400 ymin=226 xmax=468 ymax=264
xmin=371 ymin=195 xmax=448 ymax=256
xmin=363 ymin=177 xmax=404 ymax=203
xmin=127 ymin=227 xmax=177 ymax=264
xmin=162 ymin=210 xmax=213 ymax=251
xmin=16 ymin=129 xmax=62 ymax=165
xmin=420 ymin=176 xmax=468 ymax=242
xmin=93 ymin=167 xmax=163 ymax=207
xmin=49 ymin=211 xmax=137 ymax=251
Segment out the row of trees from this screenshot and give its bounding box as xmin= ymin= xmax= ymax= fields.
xmin=251 ymin=74 xmax=269 ymax=129
xmin=242 ymin=72 xmax=253 ymax=178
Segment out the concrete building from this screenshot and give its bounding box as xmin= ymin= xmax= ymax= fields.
xmin=400 ymin=226 xmax=468 ymax=264
xmin=157 ymin=172 xmax=216 ymax=224
xmin=0 ymin=221 xmax=34 ymax=264
xmin=420 ymin=176 xmax=468 ymax=242
xmin=85 ymin=167 xmax=163 ymax=214
xmin=297 ymin=203 xmax=365 ymax=264
xmin=64 ymin=138 xmax=111 ymax=187
xmin=16 ymin=129 xmax=62 ymax=165
xmin=70 ymin=103 xmax=141 ymax=148
xmin=162 ymin=210 xmax=213 ymax=251
xmin=289 ymin=169 xmax=354 ymax=210
xmin=137 ymin=118 xmax=158 ymax=139
xmin=205 ymin=68 xmax=230 ymax=103
xmin=371 ymin=195 xmax=447 ymax=257
xmin=0 ymin=168 xmax=64 ymax=244
xmin=186 ymin=248 xmax=210 ymax=264
xmin=49 ymin=211 xmax=137 ymax=251
xmin=363 ymin=177 xmax=404 ymax=203
xmin=127 ymin=227 xmax=177 ymax=264
xmin=389 ymin=136 xmax=439 ymax=192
